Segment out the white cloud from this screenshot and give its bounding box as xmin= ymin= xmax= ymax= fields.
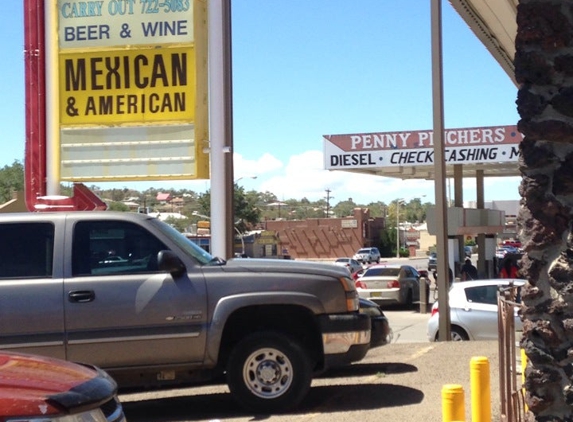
xmin=255 ymin=150 xmax=434 ymax=204
xmin=94 ymin=151 xmax=521 ymax=206
xmin=233 ymin=152 xmax=283 ymax=178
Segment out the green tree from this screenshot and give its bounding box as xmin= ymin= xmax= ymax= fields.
xmin=107 ymin=201 xmax=130 ymax=212
xmin=0 ymin=161 xmax=24 ymax=203
xmin=365 ymin=201 xmax=388 ymax=218
xmin=404 ymin=198 xmax=428 ymax=223
xmin=377 ymin=227 xmax=395 ymax=257
xmin=234 ymin=186 xmax=262 ymax=231
xmin=165 ymin=216 xmax=191 ymax=232
xmin=194 ymin=186 xmax=262 ymax=231
xmin=333 ymin=198 xmax=357 ymax=218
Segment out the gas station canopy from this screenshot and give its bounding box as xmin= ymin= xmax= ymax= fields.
xmin=450 ymin=0 xmax=517 ymax=87
xmin=323 ymin=125 xmax=522 ymax=180
xmin=323 ymin=1 xmax=519 ymax=182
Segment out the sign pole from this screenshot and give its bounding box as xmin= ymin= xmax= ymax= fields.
xmin=209 ymin=0 xmax=234 ymax=259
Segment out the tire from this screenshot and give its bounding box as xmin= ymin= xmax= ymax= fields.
xmin=226 ymin=331 xmax=312 ymax=413
xmin=450 ymin=326 xmax=469 ymax=341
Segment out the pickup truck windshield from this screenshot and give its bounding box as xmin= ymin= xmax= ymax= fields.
xmin=150 ymin=218 xmax=215 ymax=265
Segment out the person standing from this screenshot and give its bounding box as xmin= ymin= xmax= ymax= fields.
xmin=499 ymin=259 xmax=519 ymax=278
xmin=460 ymin=258 xmax=478 ymax=281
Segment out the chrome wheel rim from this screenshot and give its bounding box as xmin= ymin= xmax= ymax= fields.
xmin=242 ymin=347 xmax=293 ymax=399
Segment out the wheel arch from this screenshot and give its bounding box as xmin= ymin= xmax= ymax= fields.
xmin=208 ymin=297 xmax=324 ymax=371
xmin=434 ymin=324 xmax=471 ymax=341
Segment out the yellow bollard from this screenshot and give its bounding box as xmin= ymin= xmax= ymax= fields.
xmin=521 ymin=348 xmax=528 ymax=412
xmin=470 ymin=356 xmax=491 ymax=422
xmin=442 ymin=383 xmax=465 ymax=422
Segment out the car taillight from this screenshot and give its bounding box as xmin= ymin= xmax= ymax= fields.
xmin=387 ymin=280 xmax=400 ymax=288
xmin=431 ymin=305 xmax=439 ymax=317
xmin=356 ymin=280 xmax=367 ymax=289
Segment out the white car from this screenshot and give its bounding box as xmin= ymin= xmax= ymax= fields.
xmin=427 ymin=279 xmax=525 ymax=341
xmin=353 ymin=247 xmax=381 ymax=264
xmin=334 ymin=257 xmax=362 ymax=274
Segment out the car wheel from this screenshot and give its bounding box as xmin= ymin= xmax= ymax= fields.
xmin=450 ymin=326 xmax=469 ymax=341
xmin=226 ymin=331 xmax=312 ymax=413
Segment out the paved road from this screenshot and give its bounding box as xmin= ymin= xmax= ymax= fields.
xmin=385 ymin=307 xmax=433 ymax=343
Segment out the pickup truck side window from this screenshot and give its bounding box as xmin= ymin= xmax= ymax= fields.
xmin=72 ymin=221 xmax=168 ymax=276
xmin=0 ymin=223 xmax=54 ymax=278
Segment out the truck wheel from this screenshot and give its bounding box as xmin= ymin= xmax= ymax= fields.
xmin=226 ymin=331 xmax=312 ymax=413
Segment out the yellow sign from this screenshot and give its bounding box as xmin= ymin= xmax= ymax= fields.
xmin=53 ymin=0 xmax=209 ymax=182
xmin=59 ymin=46 xmax=195 ymax=125
xmin=197 ymin=220 xmax=210 ymax=229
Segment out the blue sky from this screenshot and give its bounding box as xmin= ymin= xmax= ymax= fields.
xmin=1 ymin=0 xmax=521 ymax=205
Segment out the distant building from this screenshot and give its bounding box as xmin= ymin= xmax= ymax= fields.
xmin=171 ymin=197 xmax=185 ymax=208
xmin=265 ymin=208 xmax=385 ymax=260
xmin=156 ymin=192 xmax=171 ymax=204
xmin=465 ymin=199 xmax=520 ymax=241
xmin=0 ymin=191 xmax=27 ymax=213
xmin=183 ymin=208 xmax=387 ymax=259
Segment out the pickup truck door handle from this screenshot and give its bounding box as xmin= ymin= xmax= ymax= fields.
xmin=68 ymin=290 xmax=95 ymax=303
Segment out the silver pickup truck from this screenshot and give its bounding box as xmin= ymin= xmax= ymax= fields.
xmin=0 ymin=211 xmax=370 ymax=413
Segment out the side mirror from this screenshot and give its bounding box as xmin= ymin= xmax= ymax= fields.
xmin=157 ymin=250 xmax=186 ymax=277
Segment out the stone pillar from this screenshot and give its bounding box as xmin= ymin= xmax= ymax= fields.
xmin=516 ymin=1 xmax=573 ymax=418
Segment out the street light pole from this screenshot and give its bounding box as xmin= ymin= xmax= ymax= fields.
xmin=396 ymin=199 xmax=403 ymax=258
xmin=235 ymin=175 xmax=257 ymax=184
xmin=234 ymin=226 xmax=245 ymax=255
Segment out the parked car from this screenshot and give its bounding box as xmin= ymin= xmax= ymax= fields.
xmin=495 ymin=247 xmax=509 ymax=259
xmin=358 ymin=298 xmax=393 ymax=348
xmin=497 ymin=245 xmax=519 ymax=259
xmin=356 ymin=264 xmax=423 ymax=307
xmin=353 ymin=247 xmax=381 ymax=264
xmin=428 ymin=251 xmax=437 ymax=271
xmin=334 ymin=257 xmax=363 ymax=274
xmin=502 ymin=239 xmax=522 ymax=249
xmin=427 ymin=278 xmax=525 ymax=341
xmin=352 ymin=267 xmax=367 ymax=281
xmin=0 ymin=351 xmax=125 ymax=422
xmin=0 ymin=211 xmax=370 ymax=413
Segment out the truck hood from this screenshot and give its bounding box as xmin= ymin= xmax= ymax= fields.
xmin=0 ymin=352 xmax=116 ymax=417
xmin=223 ymin=258 xmax=349 ymax=278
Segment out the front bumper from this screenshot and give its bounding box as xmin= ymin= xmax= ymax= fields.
xmin=319 ymin=313 xmax=371 ymax=368
xmin=370 ymin=315 xmax=393 ymax=348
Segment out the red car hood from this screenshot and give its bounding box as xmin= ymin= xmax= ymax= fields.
xmin=0 ymin=351 xmax=109 ymax=417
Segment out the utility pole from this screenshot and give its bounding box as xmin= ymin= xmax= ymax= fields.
xmin=324 ymin=189 xmax=333 ymax=218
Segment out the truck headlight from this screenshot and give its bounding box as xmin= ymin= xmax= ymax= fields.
xmin=339 ymin=276 xmax=359 ymax=311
